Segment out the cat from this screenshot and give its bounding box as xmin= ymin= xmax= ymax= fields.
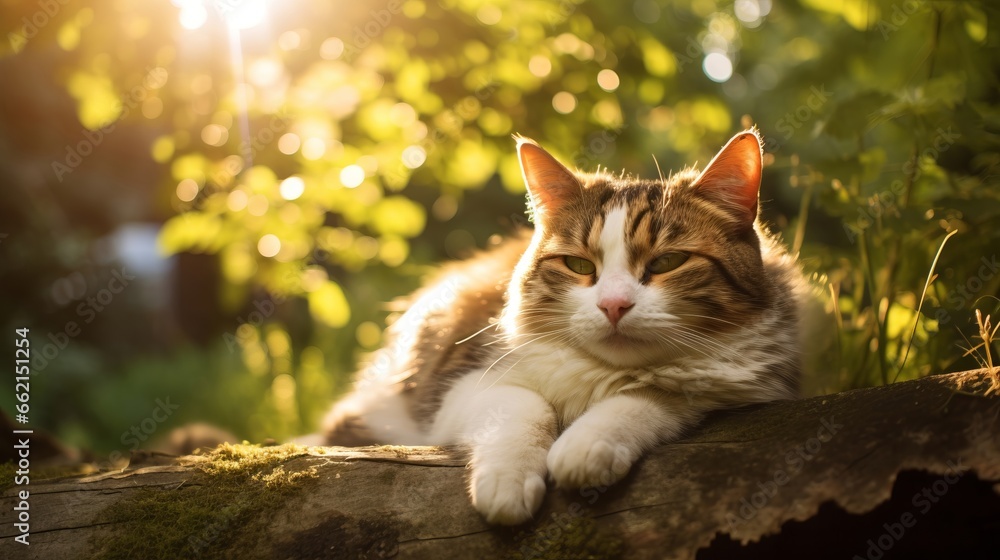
xmin=317 ymin=129 xmax=806 ymax=525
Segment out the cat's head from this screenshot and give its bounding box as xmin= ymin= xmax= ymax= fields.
xmin=503 ymin=130 xmax=773 ymax=368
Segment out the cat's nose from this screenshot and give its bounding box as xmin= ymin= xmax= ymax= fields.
xmin=598 ymin=297 xmax=634 ymax=327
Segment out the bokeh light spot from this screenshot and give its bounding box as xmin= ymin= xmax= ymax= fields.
xmin=257 ymin=234 xmax=281 ymax=257
xmin=278 ymin=133 xmax=300 ymax=155
xmin=402 ymin=146 xmax=427 ymax=169
xmin=249 ymin=58 xmax=283 ymax=87
xmin=151 ymin=136 xmax=174 ymax=162
xmin=390 ymin=102 xmax=417 ymax=126
xmin=176 ymin=179 xmax=199 ymax=202
xmin=278 ymin=30 xmax=301 ymax=51
xmin=356 ymin=321 xmax=382 ymax=348
xmin=247 ymin=194 xmax=269 ymax=216
xmin=178 ymin=3 xmax=207 ymax=30
xmin=272 ymin=373 xmax=296 ymax=401
xmin=319 ymin=37 xmax=344 ymax=60
xmin=201 ymin=124 xmax=228 ymax=147
xmin=223 ymin=0 xmax=267 ymax=30
xmin=529 ymin=55 xmax=552 ymax=78
xmin=703 ymin=52 xmax=734 ymax=83
xmin=301 ymin=137 xmax=326 ymax=160
xmin=432 ymin=195 xmax=458 ymax=221
xmin=735 ymin=0 xmax=765 ymax=27
xmin=597 ymin=69 xmax=620 ymax=92
xmin=552 ymin=91 xmax=577 ymax=114
xmin=476 ymin=5 xmax=502 ymax=25
xmin=301 ymin=267 xmax=329 ymax=292
xmin=340 ymin=164 xmax=365 ymax=188
xmin=279 ymin=176 xmax=305 ymax=200
xmin=227 ymin=190 xmax=248 ymax=211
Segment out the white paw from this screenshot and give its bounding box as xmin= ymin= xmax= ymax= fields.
xmin=470 ymin=465 xmax=547 ymax=525
xmin=547 ymin=431 xmax=635 ymax=488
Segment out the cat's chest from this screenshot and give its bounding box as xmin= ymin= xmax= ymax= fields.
xmin=498 ymin=343 xmax=638 ymax=426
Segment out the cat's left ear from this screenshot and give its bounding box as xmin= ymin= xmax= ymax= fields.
xmin=517 ymin=137 xmax=582 ymax=220
xmin=691 ymin=130 xmax=763 ymax=227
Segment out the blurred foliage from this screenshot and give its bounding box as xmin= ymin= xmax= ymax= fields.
xmin=1 ymin=0 xmax=999 ymax=451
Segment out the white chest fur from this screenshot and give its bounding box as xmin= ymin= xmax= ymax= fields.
xmin=492 ymin=342 xmax=638 ymax=426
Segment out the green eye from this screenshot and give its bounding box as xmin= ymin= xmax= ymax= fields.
xmin=648 ymin=252 xmax=690 ymax=274
xmin=563 ymin=256 xmax=596 ymax=275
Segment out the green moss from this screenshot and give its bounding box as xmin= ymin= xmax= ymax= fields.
xmin=90 ymin=443 xmax=319 ymax=560
xmin=0 ymin=461 xmax=94 ymax=495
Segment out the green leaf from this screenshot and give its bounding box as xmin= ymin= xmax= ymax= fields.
xmin=638 ymin=36 xmax=676 ymax=78
xmin=370 ymin=196 xmax=427 ymax=237
xmin=157 ymin=214 xmax=225 ymax=255
xmin=309 ymin=281 xmax=350 ymax=328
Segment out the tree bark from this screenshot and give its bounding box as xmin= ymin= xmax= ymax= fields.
xmin=2 ymin=370 xmax=999 ymax=559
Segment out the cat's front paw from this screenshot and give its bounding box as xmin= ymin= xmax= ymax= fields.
xmin=547 ymin=431 xmax=635 ymax=489
xmin=470 ymin=465 xmax=547 ymax=525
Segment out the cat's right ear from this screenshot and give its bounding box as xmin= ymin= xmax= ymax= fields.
xmin=516 ymin=138 xmax=582 ymax=219
xmin=690 ymin=130 xmax=762 ymax=228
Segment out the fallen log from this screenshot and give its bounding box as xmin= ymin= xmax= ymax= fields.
xmin=2 ymin=369 xmax=999 ymax=559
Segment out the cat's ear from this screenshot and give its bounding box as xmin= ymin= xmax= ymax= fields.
xmin=517 ymin=137 xmax=582 ymax=219
xmin=691 ymin=130 xmax=763 ymax=227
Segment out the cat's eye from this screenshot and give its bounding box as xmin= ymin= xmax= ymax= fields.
xmin=563 ymin=256 xmax=596 ymax=275
xmin=648 ymin=252 xmax=690 ymax=274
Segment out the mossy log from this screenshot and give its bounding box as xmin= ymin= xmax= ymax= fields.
xmin=3 ymin=370 xmax=1000 ymax=560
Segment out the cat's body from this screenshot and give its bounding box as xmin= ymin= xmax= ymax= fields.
xmin=318 ymin=130 xmax=806 ymax=524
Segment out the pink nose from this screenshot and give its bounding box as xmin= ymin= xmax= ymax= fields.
xmin=598 ymin=298 xmax=634 ymax=327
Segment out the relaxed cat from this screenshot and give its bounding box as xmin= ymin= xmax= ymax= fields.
xmin=318 ymin=129 xmax=805 ymax=525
